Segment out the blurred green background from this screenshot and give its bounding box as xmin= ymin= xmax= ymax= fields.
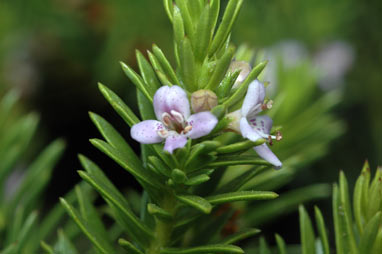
xmin=0 ymin=0 xmax=380 ymax=246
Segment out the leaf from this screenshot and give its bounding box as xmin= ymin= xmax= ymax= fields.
xmin=193 ymin=4 xmax=211 ymax=62
xmin=148 ymin=156 xmax=172 ymax=177
xmin=98 ymin=83 xmax=140 ymax=127
xmin=147 ymin=203 xmax=173 ymax=221
xmin=259 ymin=237 xmax=271 ymax=254
xmin=160 ymin=244 xmax=244 ymax=254
xmin=118 ymin=238 xmax=144 ymax=254
xmin=78 ymin=156 xmax=154 ymax=245
xmin=152 ymin=45 xmax=180 ymax=85
xmin=54 ymin=229 xmax=79 ymax=254
xmin=275 ymin=234 xmax=287 ymax=254
xmin=207 ymin=155 xmax=271 ymax=167
xmin=176 ymin=194 xmax=212 ymax=214
xmin=207 ymin=191 xmax=278 ymax=205
xmin=221 ymin=228 xmax=261 ymax=245
xmin=179 ymin=36 xmax=197 ymax=91
xmin=209 ymin=0 xmax=243 ymax=56
xmin=60 ymin=198 xmax=116 ymax=254
xmin=314 ymin=206 xmax=330 ymax=254
xmin=41 ymin=241 xmax=54 ymax=254
xmin=216 ymin=69 xmax=241 ymax=98
xmin=185 ymin=174 xmax=210 ymax=186
xmin=171 ymin=168 xmax=188 ymax=183
xmin=206 ymin=46 xmax=235 ymax=90
xmin=136 ymin=49 xmax=161 ymax=95
xmin=216 ymin=139 xmax=266 ymax=154
xmin=163 ymin=0 xmax=174 ymax=21
xmin=299 ymin=205 xmax=316 ymax=254
xmin=359 ymin=212 xmax=382 ymax=254
xmin=89 ymin=138 xmax=162 ymax=191
xmin=175 ymin=0 xmax=194 ymax=41
xmin=223 ymin=61 xmax=267 ymax=108
xmin=353 ymin=165 xmax=366 ymax=234
xmin=120 ymin=61 xmax=153 ymax=102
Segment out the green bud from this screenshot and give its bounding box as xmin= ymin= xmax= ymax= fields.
xmin=191 ymin=89 xmax=218 ymax=112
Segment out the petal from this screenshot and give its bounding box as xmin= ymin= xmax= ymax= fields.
xmin=164 ymin=134 xmax=188 ymax=154
xmin=241 ymin=80 xmax=265 ymax=117
xmin=239 ymin=117 xmax=262 ymax=142
xmin=130 ymin=120 xmax=165 ymax=144
xmin=254 ymin=143 xmax=282 ymax=169
xmin=186 ymin=112 xmax=218 ymax=139
xmin=247 ymin=115 xmax=273 ymax=134
xmin=166 ymin=85 xmax=190 ymax=119
xmin=153 ymin=86 xmax=171 ymax=120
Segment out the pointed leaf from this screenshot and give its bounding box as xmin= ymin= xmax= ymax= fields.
xmin=176 ymin=194 xmax=212 ymax=214
xmin=221 ymin=228 xmax=261 ymax=245
xmin=359 ymin=212 xmax=382 ymax=254
xmin=161 ymin=244 xmax=244 ymax=254
xmin=194 ymin=4 xmax=211 ymax=62
xmin=136 ymin=49 xmax=161 ymax=94
xmin=175 ymin=0 xmax=194 ymax=41
xmin=185 ymin=174 xmax=210 ymax=186
xmin=314 ymin=206 xmax=329 ymax=254
xmin=118 ymin=238 xmax=144 ymax=254
xmin=216 ymin=139 xmax=266 ymax=154
xmin=207 ymin=155 xmax=271 ymax=167
xmin=179 ymin=36 xmax=197 ymax=91
xmin=206 ymin=46 xmax=235 ymax=90
xmin=98 ymin=83 xmax=140 ymax=127
xmin=152 ymin=44 xmax=180 ymax=85
xmin=299 ymin=205 xmax=316 ymax=254
xmin=54 ymin=229 xmax=79 ymax=254
xmin=275 ymin=234 xmax=287 ymax=254
xmin=207 ymin=191 xmax=278 ymax=205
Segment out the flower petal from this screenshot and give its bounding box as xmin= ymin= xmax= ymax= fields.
xmin=241 ymin=80 xmax=265 ymax=117
xmin=153 ymin=86 xmax=171 ymax=120
xmin=166 ymin=85 xmax=190 ymax=119
xmin=239 ymin=117 xmax=262 ymax=142
xmin=247 ymin=115 xmax=273 ymax=134
xmin=164 ymin=134 xmax=188 ymax=154
xmin=130 ymin=120 xmax=165 ymax=144
xmin=186 ymin=112 xmax=218 ymax=139
xmin=254 ymin=143 xmax=282 ymax=169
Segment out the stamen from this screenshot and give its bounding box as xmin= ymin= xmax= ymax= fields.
xmin=170 ymin=110 xmax=185 ymax=126
xmin=157 ymin=129 xmax=169 ymax=138
xmin=261 ymin=100 xmax=273 ymax=110
xmin=276 ymin=131 xmax=283 ymax=141
xmin=268 ymin=135 xmax=273 ymax=146
xmin=161 ymin=112 xmax=173 ymax=127
xmin=182 ymin=125 xmax=192 ymax=134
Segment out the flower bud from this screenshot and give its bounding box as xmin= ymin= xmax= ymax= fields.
xmin=229 ymin=61 xmax=251 ymax=89
xmin=191 ymin=89 xmax=218 ymax=113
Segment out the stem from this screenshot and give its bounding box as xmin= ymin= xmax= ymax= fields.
xmin=147 ymin=192 xmax=178 ymax=254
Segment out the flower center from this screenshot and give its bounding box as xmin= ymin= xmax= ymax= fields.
xmin=159 ymin=110 xmax=192 ymax=136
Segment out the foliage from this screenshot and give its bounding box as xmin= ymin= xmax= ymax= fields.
xmin=254 ymin=161 xmax=382 ymax=254
xmin=0 ymin=90 xmax=68 ymax=253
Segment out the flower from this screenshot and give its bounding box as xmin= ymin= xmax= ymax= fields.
xmin=228 ymin=80 xmax=282 ymax=168
xmin=131 ymin=85 xmax=218 ymax=153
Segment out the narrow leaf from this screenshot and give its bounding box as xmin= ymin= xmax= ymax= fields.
xmin=179 ymin=37 xmax=197 ymax=91
xmin=175 ymin=0 xmax=194 ymax=41
xmin=136 ymin=49 xmax=161 ymax=94
xmin=176 ymin=194 xmax=212 ymax=214
xmin=275 ymin=234 xmax=287 ymax=254
xmin=216 ymin=139 xmax=266 ymax=154
xmin=207 ymin=191 xmax=278 ymax=205
xmin=152 ymin=45 xmax=180 ymax=85
xmin=299 ymin=205 xmax=316 ymax=254
xmin=118 ymin=238 xmax=144 ymax=254
xmin=206 ymin=46 xmax=235 ymax=90
xmin=185 ymin=174 xmax=210 ymax=186
xmin=359 ymin=212 xmax=382 ymax=254
xmin=194 ymin=4 xmax=211 ymax=62
xmin=221 ymin=228 xmax=261 ymax=244
xmin=161 ymin=244 xmax=244 ymax=254
xmin=314 ymin=206 xmax=330 ymax=254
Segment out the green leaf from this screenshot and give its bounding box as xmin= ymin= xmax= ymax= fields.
xmin=223 ymin=61 xmax=267 ymax=108
xmin=147 ymin=203 xmax=173 ymax=221
xmin=207 ymin=155 xmax=271 ymax=167
xmin=216 ymin=69 xmax=241 ymax=98
xmin=185 ymin=174 xmax=210 ymax=186
xmin=78 ymin=156 xmax=154 ymax=244
xmin=120 ymin=61 xmax=153 ymax=102
xmin=353 ymin=166 xmax=366 ymax=234
xmin=136 ymin=49 xmax=161 ymax=95
xmin=175 ymin=0 xmax=194 ymax=41
xmin=160 ymin=244 xmax=244 ymax=254
xmin=259 ymin=237 xmax=271 ymax=254
xmin=367 ymin=167 xmax=382 ymax=220
xmin=148 ymin=155 xmax=172 ymax=177
xmin=193 ymin=4 xmax=211 ymax=62
xmin=209 ymin=0 xmax=220 ymax=39
xmin=173 ymin=5 xmax=185 ymax=47
xmin=207 ymin=191 xmax=278 ymax=205
xmin=60 ymin=198 xmax=115 ymax=254
xmin=171 ymin=168 xmax=188 ymax=183
xmin=206 ymin=46 xmax=235 ymax=90
xmin=221 ymin=228 xmax=261 ymax=244
xmin=176 ymin=194 xmax=212 ymax=214
xmin=216 ymin=139 xmax=266 ymax=154
xmin=89 ymin=138 xmax=162 ymax=191
xmin=179 ymin=36 xmax=197 ymax=91
xmin=359 ymin=212 xmax=382 ymax=254
xmin=163 ymin=0 xmax=174 ymax=22
xmin=209 ymin=0 xmax=243 ymax=56
xmin=314 ymin=206 xmax=330 ymax=254
xmin=152 ymin=44 xmax=180 ymax=85
xmin=299 ymin=205 xmax=316 ymax=254
xmin=275 ymin=234 xmax=287 ymax=254
xmin=54 ymin=229 xmax=79 ymax=254
xmin=119 ymin=239 xmax=144 ymax=254
xmin=98 ymin=83 xmax=140 ymax=127
xmin=41 ymin=241 xmax=54 ymax=254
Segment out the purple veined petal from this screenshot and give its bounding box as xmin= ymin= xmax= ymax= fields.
xmin=254 ymin=143 xmax=282 ymax=169
xmin=166 ymin=85 xmax=191 ymax=119
xmin=239 ymin=117 xmax=262 ymax=142
xmin=241 ymin=80 xmax=265 ymax=117
xmin=130 ymin=120 xmax=165 ymax=144
xmin=163 ymin=133 xmax=188 ymax=154
xmin=186 ymin=112 xmax=218 ymax=139
xmin=153 ymin=86 xmax=171 ymax=120
xmin=247 ymin=115 xmax=273 ymax=134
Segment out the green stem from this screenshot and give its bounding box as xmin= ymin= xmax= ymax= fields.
xmin=147 ymin=193 xmax=178 ymax=254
